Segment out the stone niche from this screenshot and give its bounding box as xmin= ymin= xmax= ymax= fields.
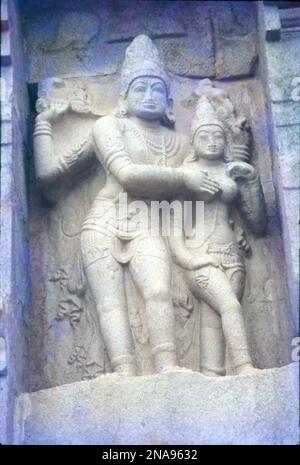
xmin=0 ymin=0 xmax=299 ymax=445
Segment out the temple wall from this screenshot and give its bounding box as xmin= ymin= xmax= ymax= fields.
xmin=257 ymin=1 xmax=300 ymax=328
xmin=0 ymin=0 xmax=30 ymax=444
xmin=0 ymin=0 xmax=299 ymax=444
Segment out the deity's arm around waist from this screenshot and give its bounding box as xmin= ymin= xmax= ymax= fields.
xmin=167 ymin=205 xmax=220 ymax=271
xmin=167 ymin=205 xmax=193 ymax=269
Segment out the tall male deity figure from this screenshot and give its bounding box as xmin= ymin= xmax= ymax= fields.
xmin=33 ymin=35 xmax=220 ymax=376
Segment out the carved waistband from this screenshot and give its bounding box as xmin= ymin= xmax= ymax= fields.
xmin=207 ymin=241 xmax=242 ymax=255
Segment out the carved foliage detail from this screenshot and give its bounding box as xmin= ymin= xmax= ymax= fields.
xmin=49 ymin=264 xmax=105 ymax=380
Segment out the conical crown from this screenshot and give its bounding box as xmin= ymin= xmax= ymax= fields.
xmin=120 ymin=35 xmax=170 ymax=96
xmin=191 ymin=96 xmax=224 ymax=143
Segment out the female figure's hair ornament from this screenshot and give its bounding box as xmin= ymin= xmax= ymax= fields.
xmin=194 ymin=79 xmax=252 ymax=163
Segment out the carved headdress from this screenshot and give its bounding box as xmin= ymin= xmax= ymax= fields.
xmin=190 ymin=79 xmax=251 ymax=162
xmin=190 ymin=95 xmax=225 ymax=144
xmin=120 ymin=35 xmax=170 ymax=96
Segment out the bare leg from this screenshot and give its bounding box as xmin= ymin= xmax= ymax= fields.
xmin=186 ymin=266 xmax=252 ymax=373
xmin=227 ymin=268 xmax=245 ymax=302
xmin=129 ymin=236 xmax=179 ymax=373
xmin=200 ymin=302 xmax=225 ymax=376
xmin=226 ymin=268 xmax=259 ymax=375
xmin=81 ymin=231 xmax=136 ymax=375
xmin=200 ymin=268 xmax=246 ymax=377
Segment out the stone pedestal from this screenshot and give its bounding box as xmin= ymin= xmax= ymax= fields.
xmin=14 ymin=363 xmax=299 ymax=445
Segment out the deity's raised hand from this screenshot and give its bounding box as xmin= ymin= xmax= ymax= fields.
xmin=36 ymin=100 xmax=70 ymax=124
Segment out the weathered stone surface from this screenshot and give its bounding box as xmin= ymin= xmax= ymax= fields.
xmin=280 ymin=188 xmax=300 ymax=317
xmin=25 ymin=66 xmax=295 ymax=390
xmin=0 ymin=337 xmax=7 ymax=375
xmin=272 ymin=101 xmax=300 ymax=127
xmin=262 ymin=43 xmax=300 ymax=326
xmin=23 ymin=1 xmax=214 ymax=82
xmin=1 ymin=29 xmax=12 ymax=65
xmin=157 ymin=6 xmax=215 ymax=78
xmin=22 ymin=1 xmax=259 ymax=84
xmin=39 ymin=12 xmax=100 ymax=52
xmin=258 ymin=2 xmax=300 ymax=333
xmin=1 ymin=120 xmax=12 ymax=144
xmin=14 ymin=364 xmax=299 ymax=445
xmin=158 ymin=35 xmax=215 ymax=78
xmin=0 ymin=0 xmax=30 ymax=446
xmin=279 ymin=7 xmax=300 ymax=30
xmin=213 ymin=1 xmax=258 ymax=79
xmin=264 ymin=36 xmax=300 ymax=102
xmin=102 ymin=2 xmax=186 ymax=43
xmin=264 ymin=4 xmax=281 ymax=41
xmin=1 ymin=0 xmax=298 ymax=447
xmin=277 ymin=125 xmax=300 ymax=189
xmin=158 ymin=3 xmax=215 ymax=78
xmin=0 ymin=377 xmax=9 ymax=444
xmin=23 ymin=8 xmax=119 ymax=81
xmin=215 ymin=33 xmax=257 ymax=80
xmin=214 ymin=1 xmax=256 ymax=38
xmin=22 ymin=1 xmax=262 ymax=83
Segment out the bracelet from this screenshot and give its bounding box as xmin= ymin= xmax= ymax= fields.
xmin=33 ymin=120 xmax=52 ymax=138
xmin=231 ymin=144 xmax=251 ymax=163
xmin=33 ymin=130 xmax=52 ymax=137
xmin=244 ymin=174 xmax=259 ymax=185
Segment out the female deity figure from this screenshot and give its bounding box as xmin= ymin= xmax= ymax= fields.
xmin=169 ymin=95 xmax=267 ymax=376
xmin=33 ymin=35 xmax=220 ymax=376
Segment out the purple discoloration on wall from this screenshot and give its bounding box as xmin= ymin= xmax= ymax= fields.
xmin=0 ymin=0 xmax=298 ymax=445
xmin=0 ymin=0 xmax=30 ymax=445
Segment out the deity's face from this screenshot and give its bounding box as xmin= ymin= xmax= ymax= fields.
xmin=193 ymin=124 xmax=225 ymax=160
xmin=125 ymin=77 xmax=169 ymax=121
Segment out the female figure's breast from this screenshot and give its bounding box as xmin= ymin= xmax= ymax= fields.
xmin=218 ymin=174 xmax=238 ymax=204
xmin=185 ymin=168 xmax=238 ymax=247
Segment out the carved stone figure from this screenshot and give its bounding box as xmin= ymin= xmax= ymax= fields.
xmin=33 ymin=35 xmax=220 ymax=376
xmin=169 ymin=82 xmax=267 ymax=376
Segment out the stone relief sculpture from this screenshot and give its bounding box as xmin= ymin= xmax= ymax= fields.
xmin=169 ymin=81 xmax=267 ymax=376
xmin=33 ymin=35 xmax=268 ymax=381
xmin=33 ymin=35 xmax=221 ymax=377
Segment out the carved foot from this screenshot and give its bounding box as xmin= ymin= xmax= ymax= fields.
xmin=104 ymin=372 xmax=124 ymax=378
xmin=160 ymin=365 xmax=193 ymax=374
xmin=201 ymin=368 xmax=224 ymax=377
xmin=236 ymin=363 xmax=261 ymax=376
xmin=106 ymin=363 xmax=137 ymax=377
xmin=104 ymin=372 xmax=136 ymax=378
